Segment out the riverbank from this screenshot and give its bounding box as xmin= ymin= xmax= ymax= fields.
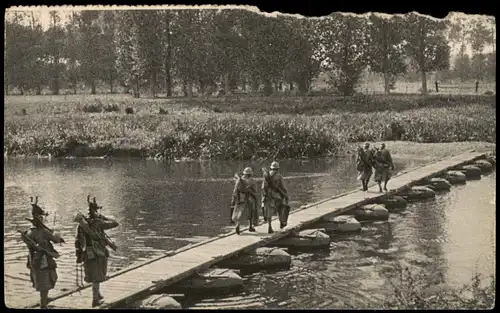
xmin=4 ymin=94 xmax=496 ymax=116
xmin=4 ymin=95 xmax=496 ymax=160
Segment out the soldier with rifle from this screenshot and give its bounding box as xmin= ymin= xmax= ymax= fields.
xmin=19 ymin=196 xmax=65 ymax=309
xmin=74 ymin=195 xmax=119 ymax=307
xmin=261 ymin=161 xmax=290 ymax=234
xmin=230 ymin=167 xmax=258 ymax=234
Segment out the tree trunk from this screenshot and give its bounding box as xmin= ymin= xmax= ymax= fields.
xmin=199 ymin=80 xmax=205 ymax=97
xmin=133 ymin=76 xmax=140 ymax=98
xmin=290 ymin=82 xmax=294 ymax=91
xmin=109 ymin=78 xmax=114 ymax=94
xmin=224 ymin=73 xmax=230 ymax=95
xmin=383 ymin=72 xmax=391 ymax=94
xmin=263 ymin=79 xmax=273 ymax=96
xmin=36 ymin=85 xmax=42 ymax=95
xmin=164 ymin=15 xmax=172 ymax=97
xmin=73 ymin=83 xmax=77 ymax=95
xmin=187 ymin=80 xmax=193 ymax=100
xmin=420 ymin=71 xmax=427 ymax=94
xmin=151 ymin=69 xmax=157 ymax=98
xmin=91 ymin=80 xmax=96 ymax=95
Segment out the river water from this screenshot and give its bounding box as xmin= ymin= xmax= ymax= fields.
xmin=3 ymin=156 xmax=496 ymax=308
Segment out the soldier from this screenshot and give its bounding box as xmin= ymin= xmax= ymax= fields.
xmin=231 ymin=167 xmax=258 ymax=234
xmin=373 ymin=143 xmax=395 ymax=192
xmin=262 ymin=161 xmax=289 ymax=234
xmin=356 ymin=142 xmax=375 ymax=191
xmin=74 ymin=196 xmax=119 ymax=307
xmin=20 ymin=196 xmax=65 ymax=309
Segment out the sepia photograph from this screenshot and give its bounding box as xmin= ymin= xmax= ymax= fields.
xmin=4 ymin=5 xmax=496 ymax=309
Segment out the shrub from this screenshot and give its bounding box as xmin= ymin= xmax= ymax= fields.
xmin=383 ymin=264 xmax=495 ymax=309
xmin=125 ymin=107 xmax=134 ymax=114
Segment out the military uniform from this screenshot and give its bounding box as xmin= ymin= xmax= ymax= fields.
xmin=231 ymin=167 xmax=258 ymax=234
xmin=20 ymin=198 xmax=64 ymax=308
xmin=262 ymin=162 xmax=289 ymax=233
xmin=373 ymin=145 xmax=394 ymax=191
xmin=357 ymin=144 xmax=375 ymax=191
xmin=75 ymin=196 xmax=119 ymax=307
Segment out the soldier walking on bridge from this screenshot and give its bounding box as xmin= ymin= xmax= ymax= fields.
xmin=357 ymin=142 xmax=375 ymax=191
xmin=74 ymin=196 xmax=119 ymax=307
xmin=262 ymin=161 xmax=290 ymax=234
xmin=20 ymin=196 xmax=65 ymax=309
xmin=373 ymin=143 xmax=395 ymax=192
xmin=231 ymin=167 xmax=258 ymax=234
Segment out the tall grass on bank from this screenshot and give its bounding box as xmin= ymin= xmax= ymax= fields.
xmin=4 ymin=104 xmax=496 ymax=160
xmin=5 ymin=94 xmax=495 ymax=117
xmin=383 ymin=265 xmax=495 ymax=309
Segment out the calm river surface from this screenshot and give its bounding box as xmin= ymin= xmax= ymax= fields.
xmin=3 ymin=156 xmax=496 ymax=308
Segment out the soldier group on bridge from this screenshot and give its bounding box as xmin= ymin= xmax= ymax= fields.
xmin=19 ymin=145 xmax=392 ymax=308
xmin=20 ymin=195 xmax=119 ymax=308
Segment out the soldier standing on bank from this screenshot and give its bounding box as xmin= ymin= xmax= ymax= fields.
xmin=19 ymin=196 xmax=65 ymax=309
xmin=74 ymin=196 xmax=119 ymax=307
xmin=262 ymin=161 xmax=290 ymax=234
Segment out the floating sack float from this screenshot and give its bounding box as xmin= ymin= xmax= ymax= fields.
xmin=426 ymin=178 xmax=452 ymax=192
xmin=484 ymin=154 xmax=496 ymax=166
xmin=398 ymin=186 xmax=436 ymax=201
xmin=351 ymin=204 xmax=389 ymax=221
xmin=443 ymin=171 xmax=467 ymax=184
xmin=139 ymin=294 xmax=182 ymax=309
xmin=270 ymin=229 xmax=331 ymax=249
xmin=217 ymin=247 xmax=291 ymax=271
xmin=177 ymin=268 xmax=243 ymax=291
xmin=474 ymin=160 xmax=494 ymax=174
xmin=316 ymin=215 xmax=362 ymax=232
xmin=458 ymin=165 xmax=482 ymax=179
xmin=375 ymin=196 xmax=407 ymax=212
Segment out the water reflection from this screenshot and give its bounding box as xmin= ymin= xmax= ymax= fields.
xmin=3 ymin=156 xmax=466 ymax=308
xmin=180 ymin=171 xmax=496 ymax=309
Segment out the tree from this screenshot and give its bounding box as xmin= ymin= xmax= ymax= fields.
xmin=45 ymin=11 xmax=65 ymax=95
xmin=313 ymin=13 xmax=370 ymax=96
xmin=115 ymin=10 xmax=144 ymax=98
xmin=468 ymin=19 xmax=493 ymax=80
xmin=160 ymin=10 xmax=174 ymax=96
xmin=402 ymin=13 xmax=450 ymax=94
xmin=484 ymin=52 xmax=496 ymax=81
xmin=281 ymin=16 xmax=320 ymax=94
xmin=76 ymin=11 xmax=101 ymax=94
xmin=366 ymin=14 xmax=407 ymax=94
xmin=63 ymin=11 xmax=80 ymax=94
xmin=453 ymin=44 xmax=471 ymax=82
xmin=99 ymin=11 xmax=118 ymax=93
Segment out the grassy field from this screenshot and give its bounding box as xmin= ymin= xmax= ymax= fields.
xmin=4 ymin=94 xmax=496 ymax=160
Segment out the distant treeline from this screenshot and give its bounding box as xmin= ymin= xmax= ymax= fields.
xmin=4 ymin=9 xmax=496 ymax=97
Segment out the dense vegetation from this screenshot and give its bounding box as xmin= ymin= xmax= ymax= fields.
xmin=4 ymin=95 xmax=496 ymax=160
xmin=383 ymin=265 xmax=495 ymax=309
xmin=4 ymin=10 xmax=496 ymax=98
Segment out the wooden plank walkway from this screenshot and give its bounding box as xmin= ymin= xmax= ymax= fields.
xmin=32 ymin=150 xmax=485 ymax=309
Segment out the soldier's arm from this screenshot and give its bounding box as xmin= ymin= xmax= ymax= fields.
xmin=278 ymin=177 xmax=288 ymax=199
xmin=231 ymin=179 xmax=241 ymax=206
xmin=43 ymin=228 xmax=65 ymax=244
xmin=98 ymin=218 xmax=119 ymax=230
xmin=21 ymin=230 xmax=36 ymax=248
xmin=387 ymin=151 xmax=394 ymax=168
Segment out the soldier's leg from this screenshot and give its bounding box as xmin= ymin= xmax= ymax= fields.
xmin=92 ymin=282 xmax=103 ymax=307
xmin=248 ymin=204 xmax=255 ymax=232
xmin=230 ymin=206 xmax=235 ymax=224
xmin=40 ymin=290 xmax=49 ymax=308
xmin=266 ymin=201 xmax=274 ymax=234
